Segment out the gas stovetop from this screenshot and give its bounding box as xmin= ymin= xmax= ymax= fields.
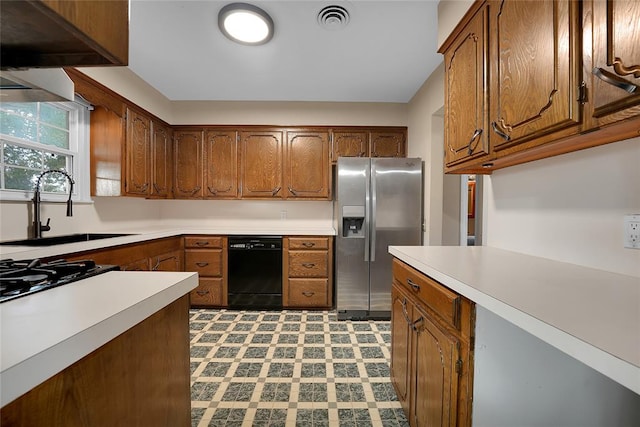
xmin=0 ymin=258 xmax=119 ymax=303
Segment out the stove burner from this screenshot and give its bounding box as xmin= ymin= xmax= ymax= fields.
xmin=0 ymin=258 xmax=118 ymax=303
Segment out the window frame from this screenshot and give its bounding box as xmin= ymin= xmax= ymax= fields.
xmin=0 ymin=96 xmax=92 ymax=203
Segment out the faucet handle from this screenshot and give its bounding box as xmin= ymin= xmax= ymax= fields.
xmin=41 ymin=218 xmax=51 ymax=232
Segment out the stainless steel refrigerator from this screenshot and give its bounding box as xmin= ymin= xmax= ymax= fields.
xmin=335 ymin=157 xmax=423 ymax=320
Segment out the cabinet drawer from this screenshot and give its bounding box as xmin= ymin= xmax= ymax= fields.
xmin=288 ymin=237 xmax=329 ymax=250
xmin=184 ymin=236 xmax=223 ymax=249
xmin=185 ymin=250 xmax=222 ymax=276
xmin=190 ymin=278 xmax=223 ymax=306
xmin=288 ymin=251 xmax=328 ymax=277
xmin=392 ymin=259 xmax=460 ymax=328
xmin=287 ymin=279 xmax=329 ymax=307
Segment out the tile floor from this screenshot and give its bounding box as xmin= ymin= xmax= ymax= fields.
xmin=190 ymin=309 xmax=410 ymax=427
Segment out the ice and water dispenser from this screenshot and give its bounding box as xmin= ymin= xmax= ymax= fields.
xmin=342 ymin=206 xmax=365 ymax=237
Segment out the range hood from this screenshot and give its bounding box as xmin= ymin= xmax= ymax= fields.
xmin=0 ymin=68 xmax=75 ymax=103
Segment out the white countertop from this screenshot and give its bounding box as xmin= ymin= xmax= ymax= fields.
xmin=389 ymin=245 xmax=640 ymax=394
xmin=0 ymin=271 xmax=198 ymax=406
xmin=0 ymin=222 xmax=336 ymax=259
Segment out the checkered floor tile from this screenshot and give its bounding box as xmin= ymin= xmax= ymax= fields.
xmin=190 ymin=309 xmax=409 ymax=427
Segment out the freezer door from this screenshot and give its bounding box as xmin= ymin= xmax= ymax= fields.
xmin=369 ymin=158 xmax=423 ymax=313
xmin=336 ymin=158 xmax=370 ymax=315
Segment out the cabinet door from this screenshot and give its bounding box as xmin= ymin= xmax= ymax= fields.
xmin=151 ymin=249 xmax=182 ymax=271
xmin=390 ymin=284 xmax=412 ymax=415
xmin=443 ymin=4 xmax=490 ymax=167
xmin=174 ymin=129 xmax=203 ymax=199
xmin=121 ymin=258 xmax=150 ymax=271
xmin=489 ymin=0 xmax=581 ymax=149
xmin=150 ymin=122 xmax=173 ymax=198
xmin=124 ymin=108 xmax=151 ymax=196
xmin=331 ymin=130 xmax=369 ymax=161
xmin=370 ymin=130 xmax=406 ymax=158
xmin=285 ymin=130 xmax=330 ymax=199
xmin=587 ymin=0 xmax=640 ymax=125
xmin=239 ymin=130 xmax=283 ymax=198
xmin=411 ymin=305 xmax=460 ymax=427
xmin=204 ymin=129 xmax=238 ymax=199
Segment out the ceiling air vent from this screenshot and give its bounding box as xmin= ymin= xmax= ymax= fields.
xmin=317 ymin=5 xmax=350 ymax=30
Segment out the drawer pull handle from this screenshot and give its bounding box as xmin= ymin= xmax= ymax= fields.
xmin=491 ymin=121 xmax=511 ymax=142
xmin=196 ymin=290 xmax=210 ymax=296
xmin=302 ymin=242 xmax=315 ymax=248
xmin=195 ymin=262 xmax=209 ymax=267
xmin=412 ymin=316 xmax=424 ymax=332
xmin=302 ymin=263 xmax=316 ymax=268
xmin=195 ymin=241 xmax=210 ymax=246
xmin=407 ymin=278 xmax=420 ymax=292
xmin=592 ymin=67 xmax=638 ymax=94
xmin=302 ymin=291 xmax=315 ymax=297
xmin=467 ymin=128 xmax=483 ymax=156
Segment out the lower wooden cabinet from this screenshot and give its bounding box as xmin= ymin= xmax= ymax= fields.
xmin=391 ymin=258 xmax=474 ymax=427
xmin=184 ymin=236 xmax=227 ymax=307
xmin=283 ymin=236 xmax=333 ymax=309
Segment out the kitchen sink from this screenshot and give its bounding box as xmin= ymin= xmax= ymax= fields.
xmin=0 ymin=233 xmax=135 ymax=247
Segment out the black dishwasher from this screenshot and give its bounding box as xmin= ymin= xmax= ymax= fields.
xmin=228 ymin=236 xmax=282 ymax=310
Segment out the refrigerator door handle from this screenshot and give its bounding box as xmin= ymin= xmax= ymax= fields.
xmin=370 ymin=162 xmax=377 ymax=262
xmin=364 ymin=162 xmax=371 ymax=262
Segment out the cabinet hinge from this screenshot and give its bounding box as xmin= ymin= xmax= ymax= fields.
xmin=455 ymin=359 xmax=463 ymax=375
xmin=578 ymin=81 xmax=587 ymax=105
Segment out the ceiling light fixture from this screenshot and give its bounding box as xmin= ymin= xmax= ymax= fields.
xmin=218 ymin=3 xmax=274 ymax=45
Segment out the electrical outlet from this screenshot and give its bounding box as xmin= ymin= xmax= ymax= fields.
xmin=280 ymin=210 xmax=287 ymax=220
xmin=624 ymin=214 xmax=640 ymax=249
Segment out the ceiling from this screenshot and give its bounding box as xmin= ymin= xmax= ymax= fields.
xmin=128 ymin=1 xmax=442 ymax=103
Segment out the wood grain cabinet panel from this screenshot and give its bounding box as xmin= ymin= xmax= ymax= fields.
xmin=150 ymin=122 xmax=173 ymax=198
xmin=184 ymin=236 xmax=227 ymax=308
xmin=585 ymin=0 xmax=640 ymax=126
xmin=283 ymin=236 xmax=333 ymax=309
xmin=331 ymin=130 xmax=369 ymax=160
xmin=151 ymin=249 xmax=183 ymax=271
xmin=331 ymin=128 xmax=407 ymax=163
xmin=391 ymin=259 xmax=474 ymax=427
xmin=443 ymin=3 xmax=490 ymax=169
xmin=204 ymin=129 xmax=238 ymax=199
xmin=174 ymin=129 xmax=204 ymax=199
xmin=239 ymin=130 xmax=284 ymax=199
xmin=489 ymin=0 xmax=581 ymax=151
xmin=370 ymin=130 xmax=406 ymax=157
xmin=285 ymin=130 xmax=330 ymax=199
xmin=125 ymin=108 xmax=151 ymax=196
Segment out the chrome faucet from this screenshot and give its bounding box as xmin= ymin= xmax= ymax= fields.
xmin=32 ymin=169 xmax=75 ymax=239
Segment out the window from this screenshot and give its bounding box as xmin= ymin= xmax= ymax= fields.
xmin=0 ymin=98 xmax=91 ymax=202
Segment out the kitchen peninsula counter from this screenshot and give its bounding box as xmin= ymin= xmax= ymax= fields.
xmin=389 ymin=245 xmax=640 ymax=395
xmin=0 ymin=270 xmax=198 ymax=409
xmin=0 ymin=222 xmax=336 ymax=260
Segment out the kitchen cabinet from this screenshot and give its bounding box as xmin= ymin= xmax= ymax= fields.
xmin=239 ymin=129 xmax=284 ymax=199
xmin=331 ymin=128 xmax=407 ymax=163
xmin=63 ymin=237 xmax=184 ymax=272
xmin=124 ymin=108 xmax=151 ymax=196
xmin=284 ymin=130 xmax=331 ymax=199
xmin=184 ymin=236 xmax=227 ymax=307
xmin=204 ymin=129 xmax=238 ymax=199
xmin=283 ymin=236 xmax=333 ymax=308
xmin=150 ymin=121 xmax=173 ymax=198
xmin=1 ymin=0 xmax=128 ymax=68
xmin=583 ymin=0 xmax=640 ymax=128
xmin=173 ymin=129 xmax=205 ymax=199
xmin=442 ymin=3 xmax=490 ymax=169
xmin=440 ymin=0 xmax=640 ymax=174
xmin=391 ymin=259 xmax=474 ymax=427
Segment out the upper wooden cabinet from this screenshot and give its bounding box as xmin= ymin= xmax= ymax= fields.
xmin=173 ymin=129 xmax=204 ymax=199
xmin=150 ymin=122 xmax=173 ymax=198
xmin=239 ymin=130 xmax=284 ymax=199
xmin=331 ymin=128 xmax=407 ymax=163
xmin=204 ymin=129 xmax=238 ymax=199
xmin=584 ymin=0 xmax=640 ymax=127
xmin=440 ymin=0 xmax=640 ymax=174
xmin=285 ymin=130 xmax=331 ymax=200
xmin=125 ymin=108 xmax=151 ymax=197
xmin=1 ymin=0 xmax=128 ymax=68
xmin=443 ymin=3 xmax=490 ymax=168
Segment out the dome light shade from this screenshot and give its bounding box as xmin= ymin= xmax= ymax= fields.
xmin=218 ymin=3 xmax=274 ymax=45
